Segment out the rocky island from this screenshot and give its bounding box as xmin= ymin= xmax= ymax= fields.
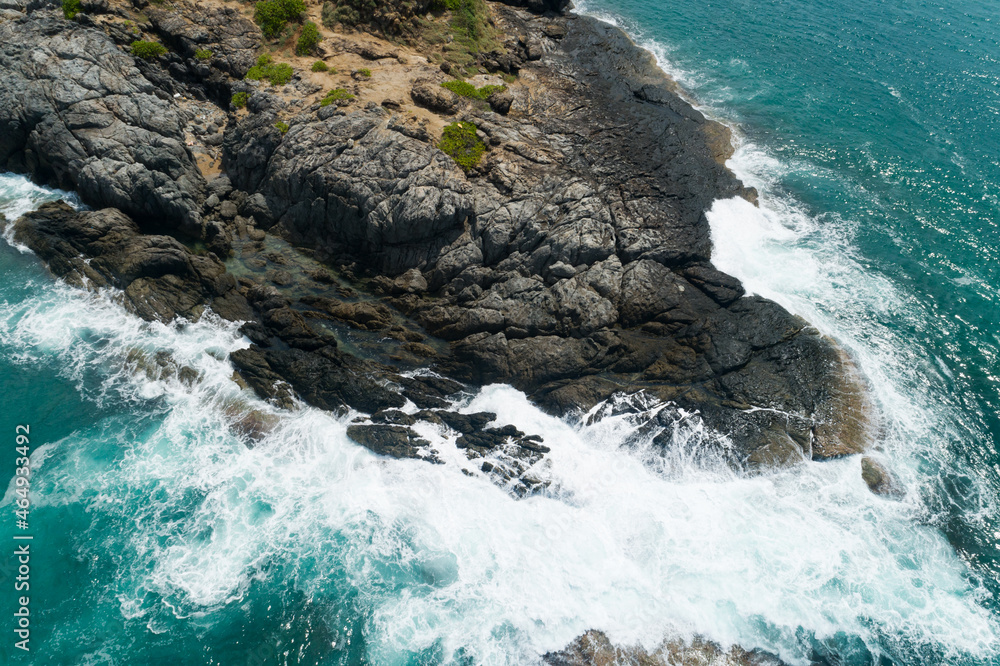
xmin=0 ymin=0 xmax=885 ymax=660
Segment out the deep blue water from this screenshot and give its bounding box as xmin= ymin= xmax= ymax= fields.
xmin=1 ymin=0 xmax=999 ymax=663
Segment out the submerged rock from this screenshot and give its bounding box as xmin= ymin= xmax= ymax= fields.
xmin=861 ymin=456 xmax=903 ymax=498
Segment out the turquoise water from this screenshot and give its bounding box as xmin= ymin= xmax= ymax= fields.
xmin=1 ymin=0 xmax=1000 ymax=663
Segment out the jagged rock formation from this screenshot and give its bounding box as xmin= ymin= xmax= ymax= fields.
xmin=3 ymin=202 xmax=250 ymax=321
xmin=0 ymin=15 xmax=207 ymax=233
xmin=222 ymin=9 xmax=876 ymax=464
xmin=544 ymin=630 xmax=786 ymax=666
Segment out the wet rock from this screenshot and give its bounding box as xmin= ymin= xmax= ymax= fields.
xmin=267 ymin=269 xmax=294 ymax=286
xmin=346 ymin=424 xmax=436 ymax=460
xmin=300 ymin=296 xmax=394 ymax=330
xmin=8 ymin=202 xmax=251 ymax=322
xmin=544 ymin=630 xmax=787 ymax=666
xmin=231 ymin=345 xmax=405 ymax=414
xmin=861 ymin=456 xmax=903 ymax=498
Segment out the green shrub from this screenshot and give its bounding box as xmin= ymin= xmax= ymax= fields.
xmin=130 ymin=41 xmax=168 ymax=60
xmin=357 ymin=68 xmax=371 ymax=78
xmin=321 ymin=0 xmax=375 ymax=29
xmin=441 ymin=80 xmax=476 ymax=98
xmin=194 ymin=48 xmax=213 ymax=61
xmin=275 ymin=121 xmax=289 ymax=134
xmin=440 ymin=80 xmax=506 ymax=101
xmin=231 ymin=92 xmax=249 ymax=109
xmin=62 ymin=0 xmax=81 ymax=20
xmin=245 ymin=54 xmax=295 ymax=86
xmin=439 ymin=121 xmax=485 ymax=171
xmin=295 ymin=21 xmax=321 ymax=56
xmin=311 ymin=60 xmax=329 ymax=72
xmin=319 ymin=88 xmax=355 ymax=106
xmin=254 ymin=0 xmax=306 ymax=39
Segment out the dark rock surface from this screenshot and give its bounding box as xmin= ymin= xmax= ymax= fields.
xmin=145 ymin=1 xmax=261 ymax=79
xmin=5 ymin=202 xmax=250 ymax=322
xmin=222 ymin=8 xmax=875 ymax=463
xmin=0 ymin=14 xmax=206 ymax=233
xmin=345 ymin=424 xmax=436 ymax=461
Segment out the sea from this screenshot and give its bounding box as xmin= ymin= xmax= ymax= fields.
xmin=1 ymin=0 xmax=999 ymax=663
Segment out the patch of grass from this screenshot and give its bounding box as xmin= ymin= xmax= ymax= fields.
xmin=62 ymin=0 xmax=81 ymax=20
xmin=275 ymin=121 xmax=290 ymax=133
xmin=194 ymin=48 xmax=213 ymax=61
xmin=356 ymin=68 xmax=371 ymax=78
xmin=319 ymin=88 xmax=355 ymax=106
xmin=130 ymin=40 xmax=167 ymax=60
xmin=440 ymin=80 xmax=505 ymax=101
xmin=295 ymin=21 xmax=321 ymax=56
xmin=311 ymin=60 xmax=330 ymax=72
xmin=439 ymin=121 xmax=485 ymax=171
xmin=245 ymin=54 xmax=294 ymax=86
xmin=231 ymin=92 xmax=249 ymax=109
xmin=420 ymin=0 xmax=504 ymax=76
xmin=254 ymin=0 xmax=306 ymax=39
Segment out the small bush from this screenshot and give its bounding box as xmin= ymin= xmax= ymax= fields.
xmin=311 ymin=60 xmax=329 ymax=72
xmin=62 ymin=0 xmax=81 ymax=20
xmin=254 ymin=0 xmax=306 ymax=39
xmin=441 ymin=80 xmax=476 ymax=98
xmin=194 ymin=48 xmax=213 ymax=61
xmin=295 ymin=21 xmax=321 ymax=56
xmin=275 ymin=121 xmax=290 ymax=134
xmin=245 ymin=54 xmax=294 ymax=86
xmin=231 ymin=92 xmax=249 ymax=109
xmin=439 ymin=121 xmax=485 ymax=171
xmin=440 ymin=80 xmax=506 ymax=101
xmin=130 ymin=41 xmax=168 ymax=60
xmin=319 ymin=88 xmax=354 ymax=106
xmin=357 ymin=68 xmax=371 ymax=78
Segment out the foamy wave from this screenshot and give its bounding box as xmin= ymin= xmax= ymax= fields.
xmin=0 ymin=275 xmax=994 ymax=663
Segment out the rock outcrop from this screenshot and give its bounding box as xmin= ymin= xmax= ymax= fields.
xmin=544 ymin=630 xmax=786 ymax=666
xmin=0 ymin=14 xmax=207 ymax=233
xmin=4 ymin=201 xmax=250 ymax=322
xmin=221 ymin=9 xmax=876 ymax=463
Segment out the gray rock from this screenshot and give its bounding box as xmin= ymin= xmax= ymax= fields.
xmin=219 ymin=200 xmax=238 ymax=219
xmin=410 ymin=79 xmax=460 ymax=114
xmin=0 ymin=15 xmax=207 ymax=232
xmin=488 ymin=88 xmax=514 ymax=114
xmin=208 ymin=174 xmax=233 ymax=199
